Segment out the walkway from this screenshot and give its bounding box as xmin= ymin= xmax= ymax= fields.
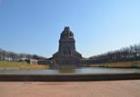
xmin=0 ymin=80 xmax=140 ymax=97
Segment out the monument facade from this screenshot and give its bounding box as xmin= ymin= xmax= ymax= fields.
xmin=52 ymin=26 xmax=82 ymax=68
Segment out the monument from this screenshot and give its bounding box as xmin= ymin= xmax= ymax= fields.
xmin=52 ymin=26 xmax=82 ymax=68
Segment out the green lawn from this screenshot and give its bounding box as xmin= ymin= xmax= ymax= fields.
xmin=89 ymin=61 xmax=140 ymax=68
xmin=0 ymin=61 xmax=49 ymax=70
xmin=1 ymin=60 xmax=140 ymax=70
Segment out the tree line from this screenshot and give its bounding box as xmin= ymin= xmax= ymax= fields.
xmin=89 ymin=44 xmax=140 ymax=64
xmin=0 ymin=49 xmax=46 ymax=61
xmin=1 ymin=44 xmax=140 ymax=63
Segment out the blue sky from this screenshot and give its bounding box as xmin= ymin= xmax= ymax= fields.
xmin=0 ymin=0 xmax=140 ymax=58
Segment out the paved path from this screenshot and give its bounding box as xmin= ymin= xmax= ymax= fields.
xmin=0 ymin=80 xmax=140 ymax=97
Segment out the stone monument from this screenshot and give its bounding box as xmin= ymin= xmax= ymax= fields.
xmin=52 ymin=26 xmax=82 ymax=68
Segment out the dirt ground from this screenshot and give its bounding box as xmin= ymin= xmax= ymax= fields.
xmin=0 ymin=80 xmax=140 ymax=97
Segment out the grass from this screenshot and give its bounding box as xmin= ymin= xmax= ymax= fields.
xmin=0 ymin=61 xmax=49 ymax=70
xmin=89 ymin=61 xmax=140 ymax=68
xmin=1 ymin=60 xmax=140 ymax=70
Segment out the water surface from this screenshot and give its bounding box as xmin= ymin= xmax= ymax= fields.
xmin=0 ymin=67 xmax=140 ymax=75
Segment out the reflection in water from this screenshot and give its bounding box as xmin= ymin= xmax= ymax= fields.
xmin=57 ymin=65 xmax=76 ymax=73
xmin=58 ymin=68 xmax=75 ymax=73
